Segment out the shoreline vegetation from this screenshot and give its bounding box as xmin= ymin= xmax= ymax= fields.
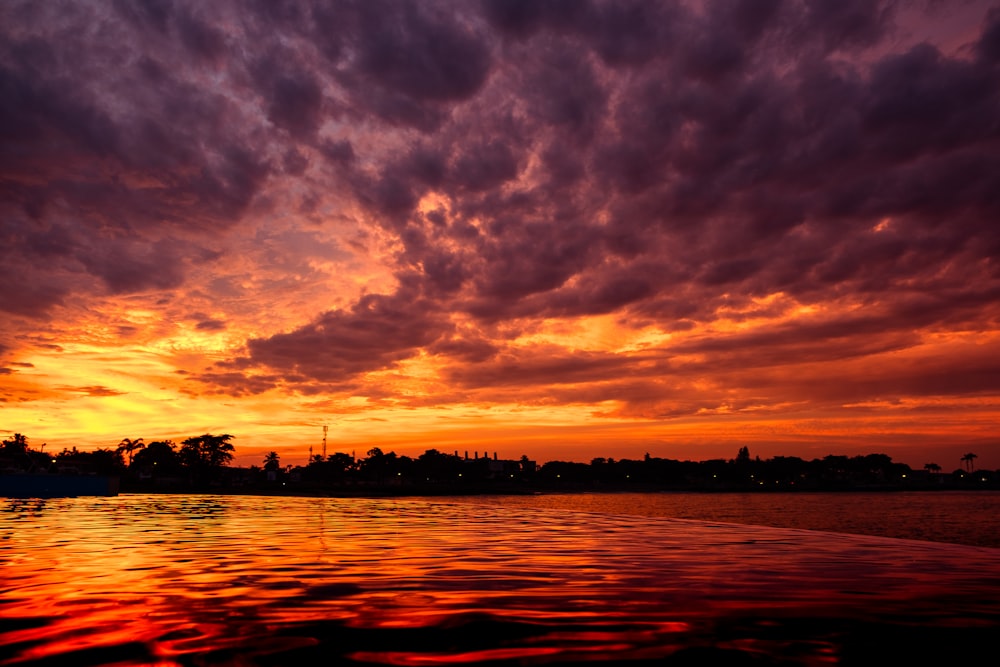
xmin=2 ymin=433 xmax=997 ymax=496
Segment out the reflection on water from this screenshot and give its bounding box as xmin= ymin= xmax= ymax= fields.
xmin=458 ymin=491 xmax=1000 ymax=548
xmin=2 ymin=494 xmax=999 ymax=666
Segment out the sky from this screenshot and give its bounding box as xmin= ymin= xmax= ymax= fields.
xmin=2 ymin=0 xmax=999 ymax=470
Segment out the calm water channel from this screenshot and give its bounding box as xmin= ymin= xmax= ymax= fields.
xmin=3 ymin=493 xmax=1000 ymax=666
xmin=459 ymin=490 xmax=1000 ymax=548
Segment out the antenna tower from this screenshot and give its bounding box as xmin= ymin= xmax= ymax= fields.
xmin=322 ymin=425 xmax=328 ymax=459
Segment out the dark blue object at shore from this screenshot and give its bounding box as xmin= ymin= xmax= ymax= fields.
xmin=0 ymin=474 xmax=120 ymax=497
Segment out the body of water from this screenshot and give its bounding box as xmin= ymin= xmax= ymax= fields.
xmin=3 ymin=493 xmax=1000 ymax=666
xmin=458 ymin=490 xmax=1000 ymax=548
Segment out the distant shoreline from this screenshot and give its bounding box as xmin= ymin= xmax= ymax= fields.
xmin=117 ymin=481 xmax=1000 ymax=498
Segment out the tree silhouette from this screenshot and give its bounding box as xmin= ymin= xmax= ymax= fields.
xmin=116 ymin=438 xmax=145 ymax=468
xmin=416 ymin=448 xmax=463 ymax=482
xmin=924 ymin=463 xmax=941 ymax=473
xmin=180 ymin=434 xmax=235 ymax=481
xmin=1 ymin=433 xmax=29 ymax=456
xmin=360 ymin=447 xmax=394 ymax=484
xmin=327 ymin=452 xmax=356 ymax=481
xmin=961 ymin=452 xmax=978 ymax=473
xmin=263 ymin=451 xmax=281 ymax=471
xmin=133 ymin=440 xmax=180 ymax=476
xmin=89 ymin=448 xmax=125 ymax=475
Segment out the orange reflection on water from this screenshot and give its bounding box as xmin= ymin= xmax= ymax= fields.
xmin=2 ymin=495 xmax=1000 ymax=666
xmin=352 ymin=647 xmax=565 ymax=666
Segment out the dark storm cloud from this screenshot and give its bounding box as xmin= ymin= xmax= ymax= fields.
xmin=426 ymin=334 xmax=498 ymax=364
xmin=4 ymin=0 xmax=999 ymax=409
xmin=980 ymin=7 xmax=1000 ymax=62
xmin=443 ymin=346 xmax=654 ymax=390
xmin=353 ymin=2 xmax=492 ymax=102
xmin=73 ymin=385 xmax=127 ymax=398
xmin=482 ymin=0 xmax=589 ymax=40
xmin=190 ymin=370 xmax=284 ymax=397
xmin=233 ymin=0 xmax=999 ymax=394
xmin=548 ymin=271 xmax=656 ymax=317
xmin=79 ymin=237 xmax=195 ymax=294
xmin=0 ymin=0 xmax=280 ymax=325
xmin=173 ymin=7 xmax=227 ymax=63
xmin=195 ymin=319 xmax=226 ymax=332
xmin=242 ymin=285 xmax=452 ymax=383
xmin=520 ymin=43 xmax=608 ymax=140
xmin=263 ymin=71 xmax=326 ymax=141
xmin=800 ymin=0 xmax=895 ymax=53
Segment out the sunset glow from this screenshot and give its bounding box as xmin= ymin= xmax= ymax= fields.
xmin=2 ymin=0 xmax=999 ymax=469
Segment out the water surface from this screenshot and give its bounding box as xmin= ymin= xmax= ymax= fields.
xmin=458 ymin=491 xmax=1000 ymax=547
xmin=3 ymin=494 xmax=999 ymax=666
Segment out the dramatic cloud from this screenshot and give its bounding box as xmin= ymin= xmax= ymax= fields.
xmin=2 ymin=0 xmax=998 ymax=466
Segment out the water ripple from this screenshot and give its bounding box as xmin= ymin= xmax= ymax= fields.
xmin=2 ymin=494 xmax=999 ymax=666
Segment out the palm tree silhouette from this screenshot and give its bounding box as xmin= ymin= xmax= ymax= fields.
xmin=961 ymin=452 xmax=978 ymax=473
xmin=923 ymin=463 xmax=941 ymax=474
xmin=117 ymin=438 xmax=145 ymax=468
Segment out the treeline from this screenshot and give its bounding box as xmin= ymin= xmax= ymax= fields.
xmin=1 ymin=433 xmax=234 ymax=487
xmin=193 ymin=446 xmax=999 ymax=492
xmin=539 ymin=449 xmax=994 ymax=491
xmin=2 ymin=432 xmax=994 ymax=492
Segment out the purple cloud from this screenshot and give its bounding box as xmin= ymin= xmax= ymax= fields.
xmin=1 ymin=0 xmax=998 ymax=421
